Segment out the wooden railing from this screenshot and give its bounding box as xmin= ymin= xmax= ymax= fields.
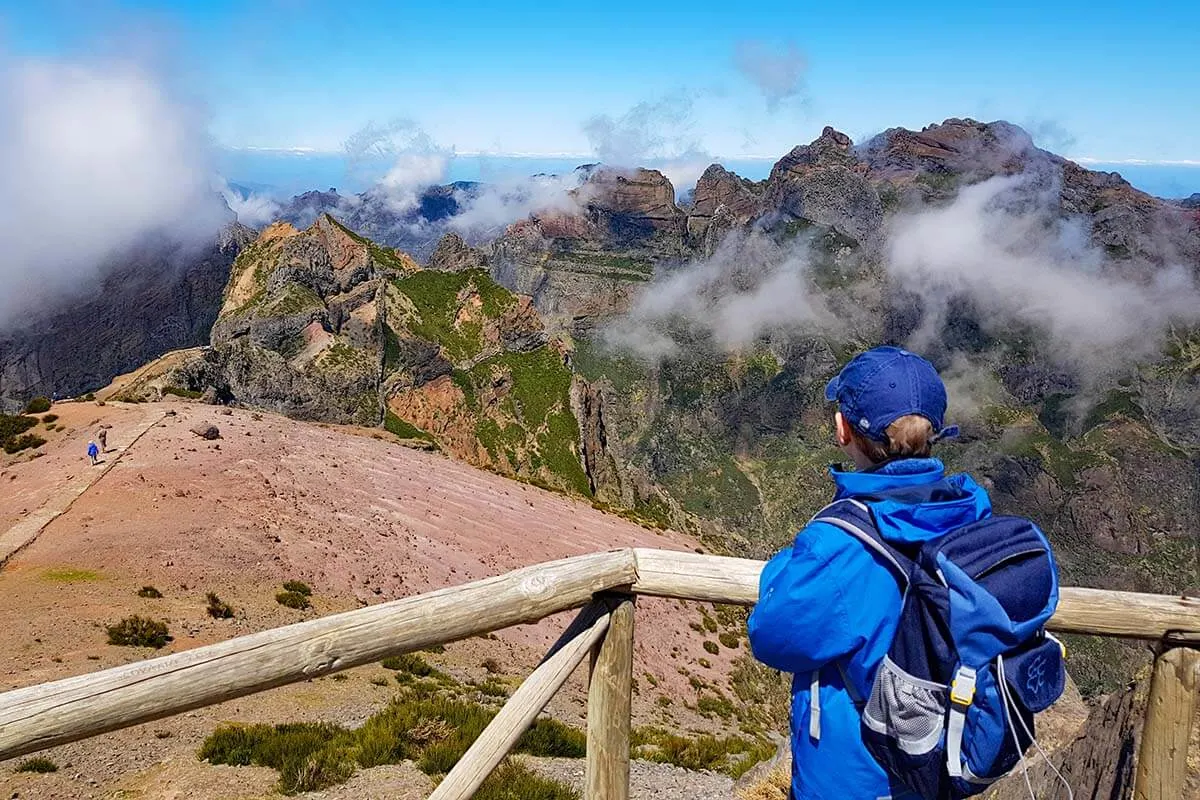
xmin=1 ymin=548 xmax=1197 ymax=799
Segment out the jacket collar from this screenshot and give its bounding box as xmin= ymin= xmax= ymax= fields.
xmin=829 ymin=457 xmax=946 ymax=500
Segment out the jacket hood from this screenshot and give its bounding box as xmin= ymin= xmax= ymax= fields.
xmin=830 ymin=458 xmax=991 ymax=543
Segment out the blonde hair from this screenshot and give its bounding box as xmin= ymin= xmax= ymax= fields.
xmin=850 ymin=414 xmax=935 ymax=463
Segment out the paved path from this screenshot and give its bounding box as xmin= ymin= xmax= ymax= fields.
xmin=0 ymin=406 xmax=166 ymax=569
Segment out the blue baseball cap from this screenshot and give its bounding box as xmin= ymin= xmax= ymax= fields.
xmin=824 ymin=346 xmax=958 ymax=442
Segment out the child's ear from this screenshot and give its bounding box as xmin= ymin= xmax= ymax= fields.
xmin=834 ymin=411 xmax=852 ymax=446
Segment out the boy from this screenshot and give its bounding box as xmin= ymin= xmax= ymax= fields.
xmin=748 ymin=346 xmax=988 ymax=800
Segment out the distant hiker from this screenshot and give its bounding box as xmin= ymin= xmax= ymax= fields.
xmin=748 ymin=347 xmax=1064 ymax=800
xmin=87 ymin=440 xmax=99 ymax=465
xmin=97 ymin=428 xmax=107 ymax=452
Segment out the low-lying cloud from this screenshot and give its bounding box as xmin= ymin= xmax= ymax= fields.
xmin=603 ymin=171 xmax=1200 ymax=395
xmin=582 ymin=94 xmax=713 ymax=195
xmin=0 ymin=53 xmax=228 ymax=325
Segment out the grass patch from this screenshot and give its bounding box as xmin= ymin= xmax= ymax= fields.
xmin=276 ymin=590 xmax=311 ymax=610
xmin=384 ymin=410 xmax=435 ymax=442
xmin=381 ymin=653 xmax=449 ymax=682
xmin=41 ymin=567 xmax=100 ymax=583
xmin=703 ymin=640 xmax=720 ymax=655
xmin=107 ymin=615 xmax=171 ymax=648
xmin=4 ymin=433 xmax=46 ymax=454
xmin=162 ymin=386 xmax=203 ymax=400
xmin=718 ymin=631 xmax=741 ymax=649
xmin=282 ymin=580 xmax=312 ymax=596
xmin=137 ymin=586 xmax=164 ymax=599
xmin=206 ymin=592 xmax=234 ymax=619
xmin=200 ymin=692 xmax=586 ymax=794
xmin=41 ymin=413 xmax=58 ymax=424
xmin=15 ymin=757 xmax=58 ymax=774
xmin=475 ymin=761 xmax=578 ymax=800
xmin=631 ymin=727 xmax=772 ymax=778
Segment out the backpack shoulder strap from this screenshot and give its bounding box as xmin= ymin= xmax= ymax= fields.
xmin=813 ymin=498 xmax=913 ymax=590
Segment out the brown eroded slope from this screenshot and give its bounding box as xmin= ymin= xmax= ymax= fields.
xmin=0 ymin=400 xmax=750 ymax=799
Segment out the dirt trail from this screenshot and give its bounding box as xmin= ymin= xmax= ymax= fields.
xmin=0 ymin=400 xmax=750 ymax=800
xmin=0 ymin=402 xmax=165 ymax=567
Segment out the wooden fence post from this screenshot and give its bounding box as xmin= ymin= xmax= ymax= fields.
xmin=428 ymin=601 xmax=612 ymax=800
xmin=586 ymin=594 xmax=634 ymax=800
xmin=1133 ymin=646 xmax=1200 ymax=800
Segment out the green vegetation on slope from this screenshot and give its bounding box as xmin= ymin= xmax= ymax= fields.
xmin=390 ymin=269 xmax=516 ymax=363
xmin=200 ymin=690 xmax=585 ymax=794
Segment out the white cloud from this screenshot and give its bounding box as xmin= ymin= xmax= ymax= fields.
xmin=733 ymin=40 xmax=808 ymax=110
xmin=216 ymin=178 xmax=281 ymax=228
xmin=0 ymin=53 xmax=227 ymax=324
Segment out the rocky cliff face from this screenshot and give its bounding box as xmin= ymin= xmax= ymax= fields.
xmin=0 ymin=224 xmax=253 ymax=412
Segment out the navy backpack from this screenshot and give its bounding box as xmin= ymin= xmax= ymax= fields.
xmin=815 ymin=497 xmax=1065 ymax=799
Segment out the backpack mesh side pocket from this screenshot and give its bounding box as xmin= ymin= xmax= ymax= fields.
xmin=863 ymin=656 xmax=948 ymax=756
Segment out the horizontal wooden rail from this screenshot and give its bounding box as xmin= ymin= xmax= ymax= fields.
xmin=0 ymin=550 xmax=637 ymax=761
xmin=2 ymin=546 xmax=1198 ymax=767
xmin=631 ymin=548 xmax=1200 ymax=640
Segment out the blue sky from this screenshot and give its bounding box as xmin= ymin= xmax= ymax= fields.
xmin=2 ymin=0 xmax=1198 ymax=173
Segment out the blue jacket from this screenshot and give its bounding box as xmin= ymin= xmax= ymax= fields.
xmin=747 ymin=458 xmax=992 ymax=800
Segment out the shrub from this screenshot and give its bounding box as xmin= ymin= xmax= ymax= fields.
xmin=275 ymin=590 xmax=311 ymax=610
xmin=381 ymin=653 xmax=437 ymax=677
xmin=4 ymin=433 xmax=45 ymax=454
xmin=206 ymin=592 xmax=234 ymax=619
xmin=281 ymin=580 xmax=312 ymax=596
xmin=15 ymin=757 xmax=58 ymax=773
xmin=107 ymin=616 xmax=170 ymax=648
xmin=23 ymin=397 xmax=51 ymax=414
xmin=201 ymin=693 xmax=586 ymax=793
xmin=162 ymin=386 xmax=203 ymax=400
xmin=475 ymin=761 xmax=578 ymax=800
xmin=44 ymin=423 xmax=57 ymax=431
xmin=369 ymin=676 xmax=389 ymax=687
xmin=41 ymin=414 xmax=58 ymax=424
xmin=702 ymin=615 xmax=718 ymax=633
xmin=519 ymin=717 xmax=587 ymax=757
xmin=481 ymin=657 xmax=501 ymax=674
xmin=476 ymin=678 xmax=509 ymax=698
xmin=719 ymin=631 xmax=741 ymax=649
xmin=84 ymin=392 xmax=96 ymax=401
xmin=703 ymin=640 xmax=720 ymax=655
xmin=137 ymin=586 xmax=163 ymax=598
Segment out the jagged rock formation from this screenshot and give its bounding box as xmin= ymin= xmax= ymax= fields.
xmin=427 ymin=232 xmax=487 ymax=271
xmin=147 ymin=215 xmax=606 ymax=497
xmin=687 ymin=164 xmax=763 ymax=246
xmin=1181 ymin=193 xmax=1200 ymax=209
xmin=0 ymin=224 xmax=253 ymax=412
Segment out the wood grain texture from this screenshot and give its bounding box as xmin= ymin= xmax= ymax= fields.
xmin=586 ymin=595 xmax=634 ymax=800
xmin=1134 ymin=647 xmax=1200 ymax=800
xmin=0 ymin=549 xmax=637 ymax=761
xmin=429 ymin=601 xmax=612 ymax=800
xmin=631 ymin=548 xmax=1200 ymax=639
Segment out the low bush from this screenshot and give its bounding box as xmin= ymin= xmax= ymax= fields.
xmin=475 ymin=761 xmax=578 ymax=800
xmin=23 ymin=397 xmax=51 ymax=414
xmin=41 ymin=413 xmax=58 ymax=424
xmin=281 ymin=580 xmax=312 ymax=596
xmin=381 ymin=653 xmax=438 ymax=677
xmin=4 ymin=433 xmax=45 ymax=454
xmin=200 ymin=692 xmax=587 ymax=794
xmin=15 ymin=757 xmax=58 ymax=773
xmin=703 ymin=640 xmax=720 ymax=655
xmin=206 ymin=592 xmax=234 ymax=619
xmin=275 ymin=590 xmax=310 ymax=610
xmin=137 ymin=586 xmax=164 ymax=598
xmin=106 ymin=616 xmax=171 ymax=648
xmin=481 ymin=657 xmax=501 ymax=674
xmin=718 ymin=631 xmax=741 ymax=649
